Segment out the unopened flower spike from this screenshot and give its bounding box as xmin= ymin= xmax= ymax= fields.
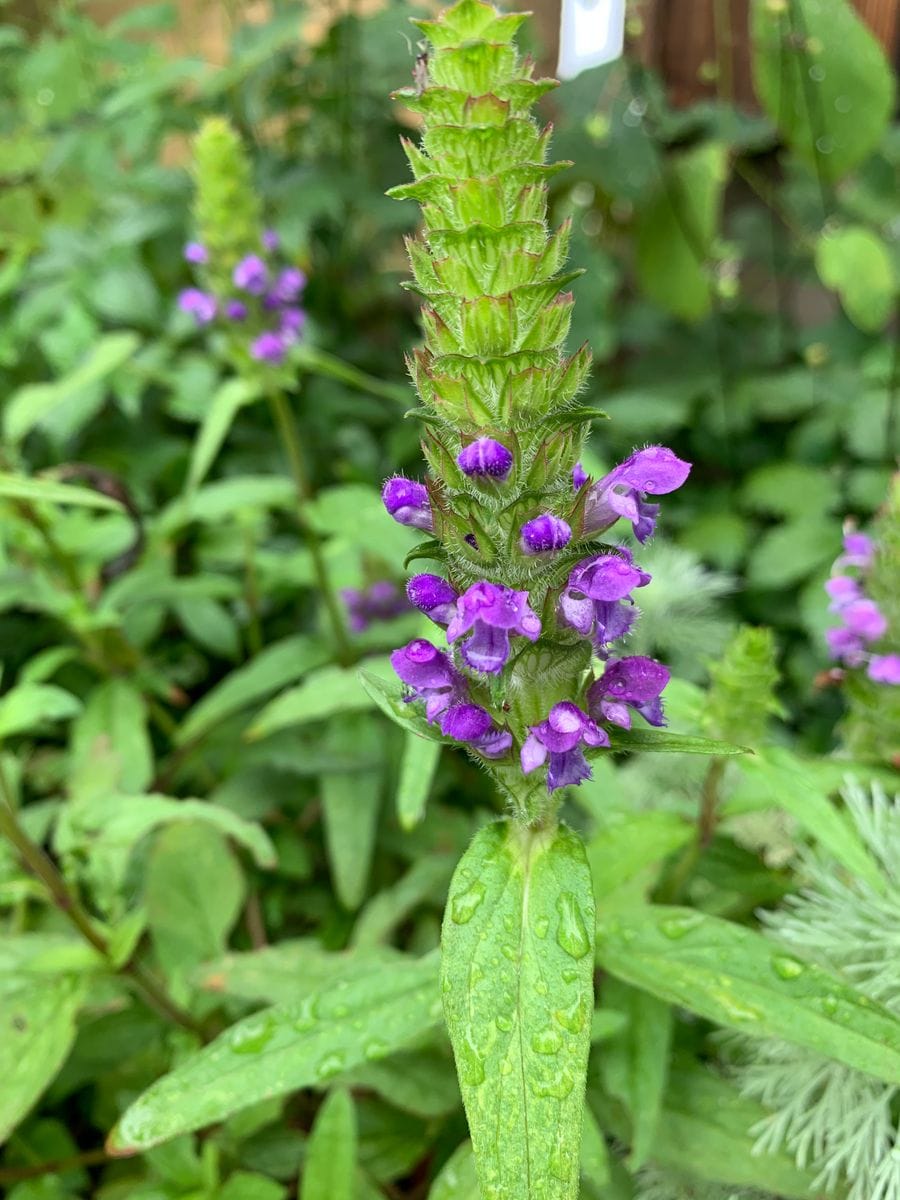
xmin=382 ymin=0 xmax=690 ymax=807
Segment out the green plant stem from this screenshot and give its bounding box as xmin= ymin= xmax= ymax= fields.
xmin=0 ymin=1146 xmax=111 ymax=1186
xmin=266 ymin=389 xmax=352 ymax=665
xmin=0 ymin=767 xmax=205 ymax=1038
xmin=657 ymin=756 xmax=726 ymax=903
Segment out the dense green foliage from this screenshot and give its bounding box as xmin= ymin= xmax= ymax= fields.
xmin=0 ymin=0 xmax=897 ymax=1198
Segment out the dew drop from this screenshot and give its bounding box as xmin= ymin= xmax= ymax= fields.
xmin=496 ymin=1014 xmax=513 ymax=1033
xmin=722 ymin=998 xmax=762 ymax=1023
xmin=816 ymin=135 xmax=834 ymax=154
xmin=292 ymin=996 xmax=318 ymax=1032
xmin=532 ymin=1026 xmax=563 ymax=1055
xmin=809 ymin=64 xmax=825 ymax=82
xmin=530 ymin=1071 xmax=575 ymax=1099
xmin=501 ymin=943 xmax=517 ymax=963
xmin=333 ymin=1003 xmax=349 ymax=1018
xmin=317 ymin=1052 xmax=345 ymax=1080
xmin=364 ymin=1039 xmax=388 ymax=1061
xmin=771 ymin=954 xmax=805 ymax=980
xmin=561 ymin=967 xmax=578 ymax=985
xmin=534 ymin=915 xmax=550 ymax=939
xmin=456 ymin=1032 xmax=486 ymax=1087
xmin=231 ymin=1018 xmax=274 ymax=1054
xmin=554 ymin=995 xmax=588 ymax=1034
xmin=834 ymin=95 xmax=852 ymax=113
xmin=451 ymin=880 xmax=486 ymax=925
xmin=556 ymin=892 xmax=591 ymax=959
xmin=499 ymin=1058 xmax=513 ymax=1076
xmin=659 ymin=913 xmax=702 ymax=940
xmin=822 ymin=995 xmax=839 ymax=1016
xmin=535 ymin=980 xmax=549 ymax=996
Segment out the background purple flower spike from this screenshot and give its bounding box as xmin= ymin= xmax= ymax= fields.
xmin=446 ymin=581 xmax=541 ymax=674
xmin=382 ymin=477 xmax=433 ymax=531
xmin=587 ymin=656 xmax=670 ymax=730
xmin=520 ymin=513 xmax=572 ymax=555
xmin=520 ymin=701 xmax=608 ymax=792
xmin=440 ymin=703 xmax=513 ymax=759
xmin=390 ymin=639 xmax=466 ymax=722
xmin=838 ymin=531 xmax=875 ymax=570
xmin=583 ymin=445 xmax=691 ymax=542
xmin=224 ymin=299 xmax=248 ymax=321
xmin=184 ymin=241 xmax=208 ymax=264
xmin=233 ymin=254 xmax=269 ymax=294
xmin=869 ymin=654 xmax=900 ymax=685
xmin=341 ymin=581 xmax=411 ymax=632
xmin=270 ymin=267 xmax=307 ymax=305
xmin=457 ymin=438 xmax=514 ymax=480
xmin=407 ymin=573 xmax=458 ymax=625
xmin=250 ymin=331 xmax=286 ymax=364
xmin=178 ymin=288 xmax=217 ymax=324
xmin=262 ymin=229 xmax=280 ymax=252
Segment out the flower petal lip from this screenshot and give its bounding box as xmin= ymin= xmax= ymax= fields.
xmin=614 ymin=445 xmax=692 ymax=494
xmin=457 ymin=438 xmax=514 ymax=480
xmin=520 ymin=701 xmax=609 ymax=793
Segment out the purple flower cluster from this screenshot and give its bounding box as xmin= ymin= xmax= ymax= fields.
xmin=340 ymin=581 xmax=412 ymax=633
xmin=177 ymin=230 xmax=307 ymax=366
xmin=383 ymin=445 xmax=689 ymax=791
xmin=825 ymin=531 xmax=899 ymax=685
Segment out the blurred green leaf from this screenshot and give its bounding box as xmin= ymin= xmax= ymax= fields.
xmin=396 ymin=731 xmax=441 ymax=830
xmin=0 ymin=684 xmax=82 ymax=740
xmin=815 ymin=225 xmax=895 ymax=331
xmin=299 ymin=1088 xmax=356 ymax=1200
xmin=248 ymin=659 xmax=392 ymax=740
xmin=320 ymin=716 xmax=384 ymax=910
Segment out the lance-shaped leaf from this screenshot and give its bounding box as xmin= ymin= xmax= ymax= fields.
xmin=299 ymin=1088 xmax=357 ymax=1200
xmin=108 ymin=954 xmax=441 ymax=1153
xmin=441 ymin=820 xmax=595 ymax=1199
xmin=596 ymin=905 xmax=900 ymax=1083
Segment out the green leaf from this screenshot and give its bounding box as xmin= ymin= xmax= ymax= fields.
xmin=596 ymin=905 xmax=900 ymax=1083
xmin=342 ymin=1048 xmax=460 ymax=1118
xmin=0 ymin=684 xmax=82 ymax=740
xmin=605 ymin=728 xmax=748 ymax=756
xmin=599 ymin=978 xmax=671 ymax=1170
xmin=70 ymin=679 xmax=153 ymax=794
xmin=585 ymin=811 xmax=693 ymax=909
xmin=219 ymin=1172 xmax=286 ymax=1200
xmin=0 ymin=967 xmax=87 ymax=1141
xmin=579 ymin=1105 xmax=610 ymax=1192
xmin=441 ymin=820 xmax=595 ymax=1199
xmin=352 ymin=854 xmax=455 ymax=948
xmin=108 ymin=954 xmax=441 ymax=1153
xmin=815 ymin=225 xmax=896 ymax=331
xmin=184 ymin=378 xmax=261 ymax=495
xmin=176 ymin=635 xmax=330 ymax=746
xmin=747 ymin=518 xmax=839 ymax=589
xmin=0 ymin=473 xmax=124 ymax=512
xmin=299 ymin=1089 xmax=356 ymax=1200
xmin=320 ymin=716 xmax=384 ymax=910
xmin=358 ymin=671 xmax=446 ymax=742
xmin=4 ymin=333 xmax=140 ymax=444
xmin=635 ymin=143 xmax=727 ymax=321
xmin=396 ymin=732 xmax=442 ymax=829
xmin=751 ymin=0 xmax=895 ymax=181
xmin=145 ymin=821 xmax=245 ymax=979
xmin=246 ymin=659 xmax=393 ymax=740
xmin=428 ymin=1141 xmax=479 ymax=1200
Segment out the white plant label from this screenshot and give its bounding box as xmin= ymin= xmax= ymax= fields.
xmin=557 ymin=0 xmax=626 ymax=80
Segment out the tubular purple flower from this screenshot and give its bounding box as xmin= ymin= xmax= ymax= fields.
xmin=407 ymin=573 xmax=458 ymax=625
xmin=250 ymin=331 xmax=286 ymax=365
xmin=572 ymin=462 xmax=588 ymax=491
xmin=280 ymin=307 xmax=307 ymax=340
xmin=178 ymin=288 xmax=217 ymax=324
xmin=382 ymin=477 xmax=434 ymax=531
xmin=582 ymin=445 xmax=691 ymax=543
xmin=440 ymin=703 xmax=513 ymax=759
xmin=341 ymin=581 xmax=411 ymax=632
xmin=558 ymin=549 xmax=652 ymax=654
xmin=446 ymin=581 xmax=541 ymax=674
xmin=869 ymin=654 xmax=900 ymax=685
xmin=262 ymin=229 xmax=280 ymax=252
xmin=520 ymin=513 xmax=572 ymax=556
xmin=587 ymin=656 xmax=670 ymax=730
xmin=225 ymin=299 xmax=248 ymax=321
xmin=838 ymin=531 xmax=875 ymax=570
xmin=233 ymin=254 xmax=269 ymax=295
xmin=457 ymin=438 xmax=514 ymax=481
xmin=184 ymin=241 xmax=208 ymax=264
xmin=825 ymin=576 xmax=862 ymax=609
xmin=520 ymin=701 xmax=609 ymax=792
xmin=391 ymin=638 xmax=467 ymax=721
xmin=826 ymin=625 xmax=866 ymax=666
xmin=840 ymin=599 xmax=887 ymax=643
xmin=269 ymin=267 xmax=307 ymax=305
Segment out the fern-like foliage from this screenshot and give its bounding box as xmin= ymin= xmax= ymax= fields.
xmin=729 ymin=780 xmax=900 ymax=1200
xmin=635 ymin=1164 xmax=773 ymax=1200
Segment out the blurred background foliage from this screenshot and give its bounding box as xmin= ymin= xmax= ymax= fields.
xmin=0 ymin=0 xmax=897 ymax=1196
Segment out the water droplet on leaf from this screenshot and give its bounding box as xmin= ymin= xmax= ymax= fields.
xmin=555 ymin=892 xmax=591 ymax=959
xmin=451 ymin=880 xmax=486 ymax=924
xmin=531 ymin=1026 xmax=563 ymax=1055
xmin=771 ymin=954 xmax=805 ymax=980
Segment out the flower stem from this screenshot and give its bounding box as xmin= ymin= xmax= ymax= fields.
xmin=266 ymin=389 xmax=352 ymax=665
xmin=0 ymin=763 xmax=205 ymax=1038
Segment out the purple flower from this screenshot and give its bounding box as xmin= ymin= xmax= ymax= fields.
xmin=250 ymin=331 xmax=286 ymax=365
xmin=184 ymin=241 xmax=208 ymax=264
xmin=446 ymin=581 xmax=541 ymax=674
xmin=457 ymin=438 xmax=514 ymax=481
xmin=280 ymin=307 xmax=307 ymax=339
xmin=583 ymin=445 xmax=691 ymax=543
xmin=407 ymin=573 xmax=458 ymax=625
xmin=233 ymin=255 xmax=269 ymax=295
xmin=869 ymin=654 xmax=900 ymax=685
xmin=841 ymin=599 xmax=887 ymax=643
xmin=587 ymin=656 xmax=670 ymax=730
xmin=573 ymin=462 xmax=589 ymax=491
xmin=521 ymin=702 xmax=609 ymax=792
xmin=341 ymin=581 xmax=411 ymax=632
xmin=382 ymin=477 xmax=434 ymax=532
xmin=520 ymin=514 xmax=572 ymax=555
xmin=225 ymin=299 xmax=248 ymax=322
xmin=269 ymin=267 xmax=307 ymax=305
xmin=825 ymin=576 xmax=862 ymax=609
xmin=440 ymin=703 xmax=513 ymax=759
xmin=558 ymin=549 xmax=651 ymax=653
xmin=826 ymin=625 xmax=866 ymax=666
xmin=838 ymin=531 xmax=875 ymax=570
xmin=178 ymin=288 xmax=217 ymax=325
xmin=391 ymin=639 xmax=467 ymax=722
xmin=262 ymin=229 xmax=280 ymax=252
